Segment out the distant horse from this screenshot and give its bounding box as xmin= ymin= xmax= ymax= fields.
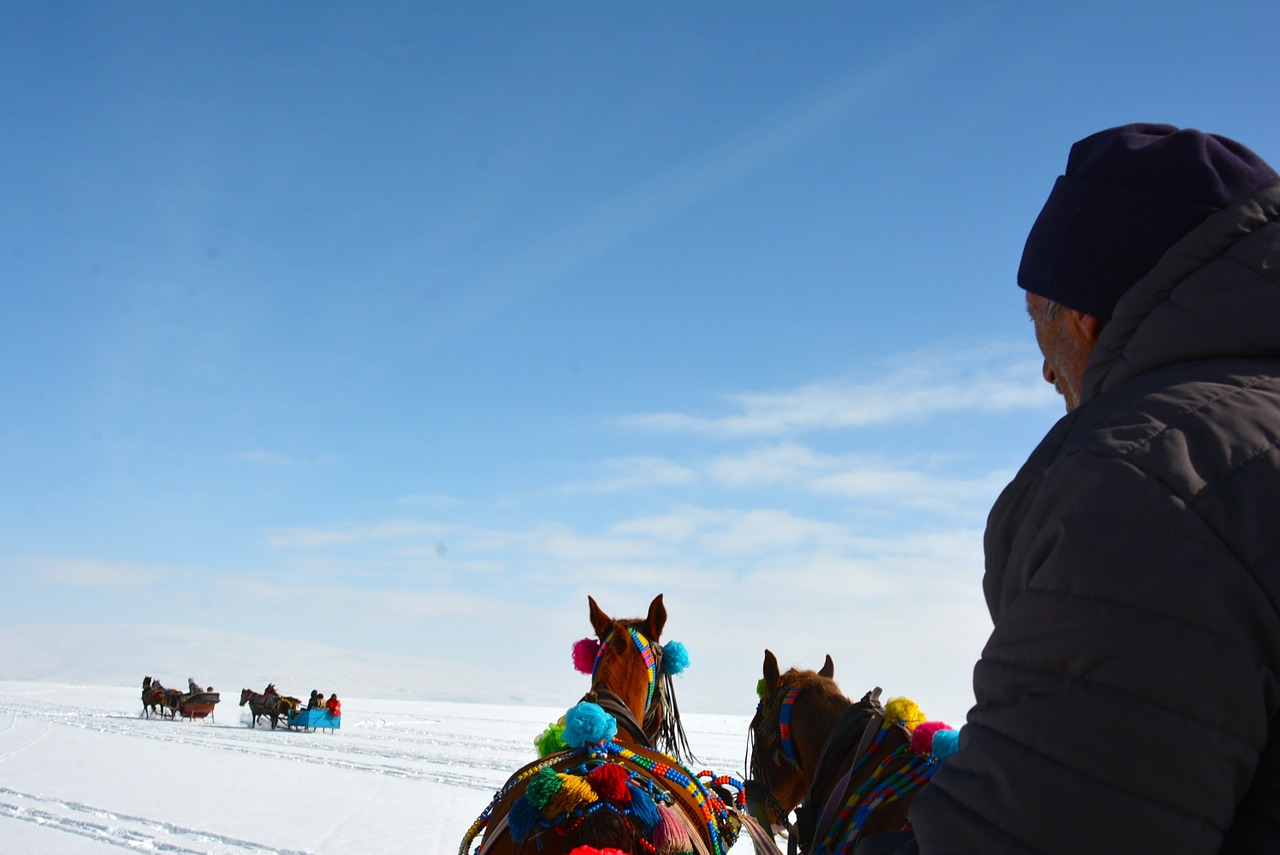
xmin=278 ymin=695 xmax=302 ymax=726
xmin=239 ymin=688 xmax=286 ymax=729
xmin=141 ymin=676 xmax=166 ymax=718
xmin=746 ymin=650 xmax=940 ymax=854
xmin=160 ymin=686 xmax=184 ymax=719
xmin=460 ymin=594 xmax=766 ymax=855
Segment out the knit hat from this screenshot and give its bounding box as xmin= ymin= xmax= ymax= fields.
xmin=1017 ymin=123 xmax=1277 ymax=319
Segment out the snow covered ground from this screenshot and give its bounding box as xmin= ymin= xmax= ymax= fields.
xmin=0 ymin=681 xmax=755 ymax=854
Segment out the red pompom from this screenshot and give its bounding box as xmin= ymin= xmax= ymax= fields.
xmin=572 ymin=638 xmax=600 ymax=675
xmin=910 ymin=721 xmax=952 ymax=754
xmin=587 ymin=762 xmax=632 ymax=803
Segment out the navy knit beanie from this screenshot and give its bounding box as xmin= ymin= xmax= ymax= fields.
xmin=1017 ymin=123 xmax=1278 ymax=319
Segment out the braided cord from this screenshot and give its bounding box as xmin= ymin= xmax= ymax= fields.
xmin=602 ymin=740 xmax=737 ymax=855
xmin=813 ymin=721 xmax=939 ymax=855
xmin=778 ymin=683 xmax=803 ymax=762
xmin=459 ymin=754 xmax=564 ymax=855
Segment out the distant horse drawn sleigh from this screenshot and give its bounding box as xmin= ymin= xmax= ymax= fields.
xmin=141 ymin=677 xmax=221 ymax=722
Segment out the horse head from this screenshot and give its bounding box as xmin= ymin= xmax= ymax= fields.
xmin=239 ymin=688 xmax=253 ymax=707
xmin=746 ymin=649 xmax=848 ymax=831
xmin=585 ymin=593 xmax=666 ymax=728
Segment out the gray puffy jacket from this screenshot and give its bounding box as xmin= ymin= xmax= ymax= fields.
xmin=906 ymin=180 xmax=1280 ymax=854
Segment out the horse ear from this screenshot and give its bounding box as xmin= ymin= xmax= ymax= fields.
xmin=588 ymin=595 xmax=613 ymax=640
xmin=819 ymin=654 xmax=835 ymax=679
xmin=644 ymin=594 xmax=667 ymax=640
xmin=763 ymin=649 xmax=781 ymax=692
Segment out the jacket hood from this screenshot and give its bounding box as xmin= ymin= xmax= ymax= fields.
xmin=1081 ymin=179 xmax=1280 ymax=403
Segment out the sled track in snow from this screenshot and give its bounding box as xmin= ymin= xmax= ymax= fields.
xmin=0 ymin=699 xmax=519 ymax=791
xmin=0 ymin=786 xmax=314 ymax=854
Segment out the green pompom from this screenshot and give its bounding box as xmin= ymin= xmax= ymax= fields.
xmin=756 ymin=678 xmax=768 ymax=701
xmin=524 ymin=767 xmax=562 ymax=810
xmin=534 ymin=722 xmax=567 ymax=757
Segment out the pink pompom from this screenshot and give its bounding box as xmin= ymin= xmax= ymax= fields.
xmin=910 ymin=721 xmax=952 ymax=754
xmin=572 ymin=637 xmax=600 ymax=674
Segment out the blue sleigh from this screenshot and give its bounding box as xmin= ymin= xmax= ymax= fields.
xmin=288 ymin=707 xmax=341 ymax=733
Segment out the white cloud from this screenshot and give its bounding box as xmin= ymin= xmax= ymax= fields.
xmin=264 ymin=518 xmax=452 ymax=549
xmin=560 ymin=456 xmax=699 ymax=494
xmin=619 ymin=342 xmax=1055 ymax=437
xmin=3 ymin=557 xmax=182 ymax=587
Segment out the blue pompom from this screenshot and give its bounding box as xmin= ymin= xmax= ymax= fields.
xmin=662 ymin=640 xmax=690 ymax=675
xmin=626 ymin=782 xmax=660 ymax=832
xmin=932 ymin=728 xmax=960 ymax=760
xmin=508 ymin=796 xmax=543 ymax=841
xmin=562 ymin=702 xmax=618 ymax=748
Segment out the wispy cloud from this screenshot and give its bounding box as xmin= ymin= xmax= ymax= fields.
xmin=704 ymin=441 xmax=1011 ymax=509
xmin=2 ymin=557 xmax=182 ymax=587
xmin=619 ymin=342 xmax=1054 ymax=437
xmin=264 ymin=518 xmax=452 ymax=549
xmin=560 ymin=457 xmax=699 ymax=494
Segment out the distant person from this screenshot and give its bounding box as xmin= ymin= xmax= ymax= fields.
xmin=879 ymin=125 xmax=1280 ymax=854
xmin=187 ymin=678 xmax=202 ymax=695
xmin=308 ymin=690 xmax=322 ymax=709
xmin=326 ymin=693 xmax=341 ymax=717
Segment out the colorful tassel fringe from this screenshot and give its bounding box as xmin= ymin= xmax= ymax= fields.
xmin=652 ymin=804 xmax=693 ymax=854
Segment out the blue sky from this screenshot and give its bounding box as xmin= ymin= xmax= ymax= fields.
xmin=3 ymin=2 xmax=1278 ymax=719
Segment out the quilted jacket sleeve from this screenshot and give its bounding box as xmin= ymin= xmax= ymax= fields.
xmin=905 ymin=449 xmax=1280 ymax=854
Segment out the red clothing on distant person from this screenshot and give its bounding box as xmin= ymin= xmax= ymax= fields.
xmin=326 ymin=695 xmax=341 ymax=717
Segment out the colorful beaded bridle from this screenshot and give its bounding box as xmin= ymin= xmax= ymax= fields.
xmin=592 ymin=625 xmax=662 ymax=716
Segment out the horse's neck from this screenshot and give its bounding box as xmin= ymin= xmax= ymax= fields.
xmin=795 ymin=689 xmax=853 ymax=787
xmin=588 ymin=687 xmax=651 ymax=747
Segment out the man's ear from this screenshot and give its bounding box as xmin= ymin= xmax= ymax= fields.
xmin=1068 ymin=308 xmax=1108 ymax=345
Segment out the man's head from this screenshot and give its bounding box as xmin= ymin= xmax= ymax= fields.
xmin=1018 ymin=123 xmax=1277 ymax=410
xmin=1019 ymin=123 xmax=1277 ymax=320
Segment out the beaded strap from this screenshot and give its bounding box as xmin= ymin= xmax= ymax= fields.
xmin=812 ymin=721 xmax=939 ymax=855
xmin=459 ymin=754 xmax=563 ymax=855
xmin=778 ymin=683 xmax=804 ymax=762
xmin=600 ymin=740 xmax=739 ymax=855
xmin=590 ymin=626 xmax=659 ymax=715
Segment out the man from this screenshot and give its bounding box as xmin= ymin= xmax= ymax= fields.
xmin=884 ymin=125 xmax=1280 ymax=853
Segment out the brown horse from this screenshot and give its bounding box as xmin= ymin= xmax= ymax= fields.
xmin=460 ymin=594 xmax=763 ymax=855
xmin=239 ymin=688 xmax=286 ymax=729
xmin=746 ymin=650 xmax=938 ymax=855
xmin=141 ymin=677 xmax=163 ymax=718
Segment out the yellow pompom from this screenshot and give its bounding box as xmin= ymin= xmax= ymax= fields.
xmin=543 ymin=773 xmax=599 ymax=816
xmin=885 ymin=697 xmax=926 ymax=732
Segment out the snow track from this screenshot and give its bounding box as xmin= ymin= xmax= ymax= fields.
xmin=0 ymin=786 xmax=312 ymax=854
xmin=0 ymin=681 xmax=752 ymax=854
